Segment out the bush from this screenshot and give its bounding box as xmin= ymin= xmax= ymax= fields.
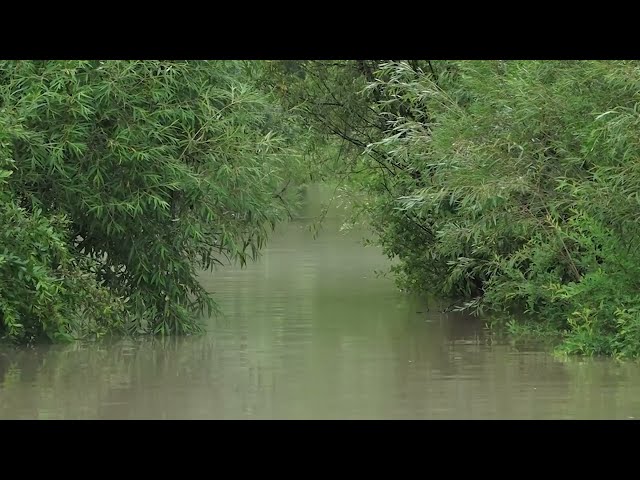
xmin=0 ymin=60 xmax=302 ymax=342
xmin=361 ymin=60 xmax=640 ymax=357
xmin=271 ymin=60 xmax=640 ymax=358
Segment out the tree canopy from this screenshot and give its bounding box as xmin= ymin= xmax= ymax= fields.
xmin=4 ymin=59 xmax=640 ymax=358
xmin=1 ymin=60 xmax=303 ymax=342
xmin=269 ymin=60 xmax=640 ymax=358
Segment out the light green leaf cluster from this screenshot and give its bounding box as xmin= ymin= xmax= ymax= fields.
xmin=1 ymin=60 xmax=304 ymax=342
xmin=269 ymin=59 xmax=640 ymax=357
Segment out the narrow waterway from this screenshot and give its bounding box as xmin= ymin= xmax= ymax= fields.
xmin=1 ymin=188 xmax=640 ymax=419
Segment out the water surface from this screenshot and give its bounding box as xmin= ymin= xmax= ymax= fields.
xmin=2 ymin=192 xmax=640 ymax=419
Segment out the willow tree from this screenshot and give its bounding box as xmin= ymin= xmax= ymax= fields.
xmin=270 ymin=60 xmax=640 ymax=357
xmin=358 ymin=61 xmax=640 ymax=357
xmin=0 ymin=60 xmax=302 ymax=342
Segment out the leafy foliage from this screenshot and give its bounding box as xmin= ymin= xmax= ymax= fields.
xmin=0 ymin=60 xmax=302 ymax=342
xmin=270 ymin=60 xmax=640 ymax=358
xmin=6 ymin=59 xmax=640 ymax=358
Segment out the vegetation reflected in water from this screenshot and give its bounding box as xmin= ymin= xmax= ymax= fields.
xmin=1 ymin=191 xmax=640 ymax=419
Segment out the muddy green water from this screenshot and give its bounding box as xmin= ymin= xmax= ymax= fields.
xmin=2 ymin=189 xmax=640 ymax=419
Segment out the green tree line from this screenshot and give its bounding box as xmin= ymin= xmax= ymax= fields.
xmin=0 ymin=60 xmax=304 ymax=343
xmin=3 ymin=59 xmax=640 ymax=358
xmin=268 ymin=59 xmax=640 ymax=358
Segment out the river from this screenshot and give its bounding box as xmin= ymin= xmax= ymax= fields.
xmin=2 ymin=188 xmax=640 ymax=419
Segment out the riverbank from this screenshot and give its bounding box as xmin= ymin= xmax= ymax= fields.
xmin=3 ymin=214 xmax=640 ymax=419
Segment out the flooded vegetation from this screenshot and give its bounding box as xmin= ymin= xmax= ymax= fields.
xmin=4 ymin=60 xmax=640 ymax=419
xmin=2 ymin=194 xmax=640 ymax=419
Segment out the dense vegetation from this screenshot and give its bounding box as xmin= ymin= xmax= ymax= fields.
xmin=0 ymin=61 xmax=303 ymax=343
xmin=268 ymin=60 xmax=640 ymax=358
xmin=3 ymin=59 xmax=640 ymax=358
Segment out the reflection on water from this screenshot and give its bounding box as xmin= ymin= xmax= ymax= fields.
xmin=2 ymin=187 xmax=640 ymax=419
